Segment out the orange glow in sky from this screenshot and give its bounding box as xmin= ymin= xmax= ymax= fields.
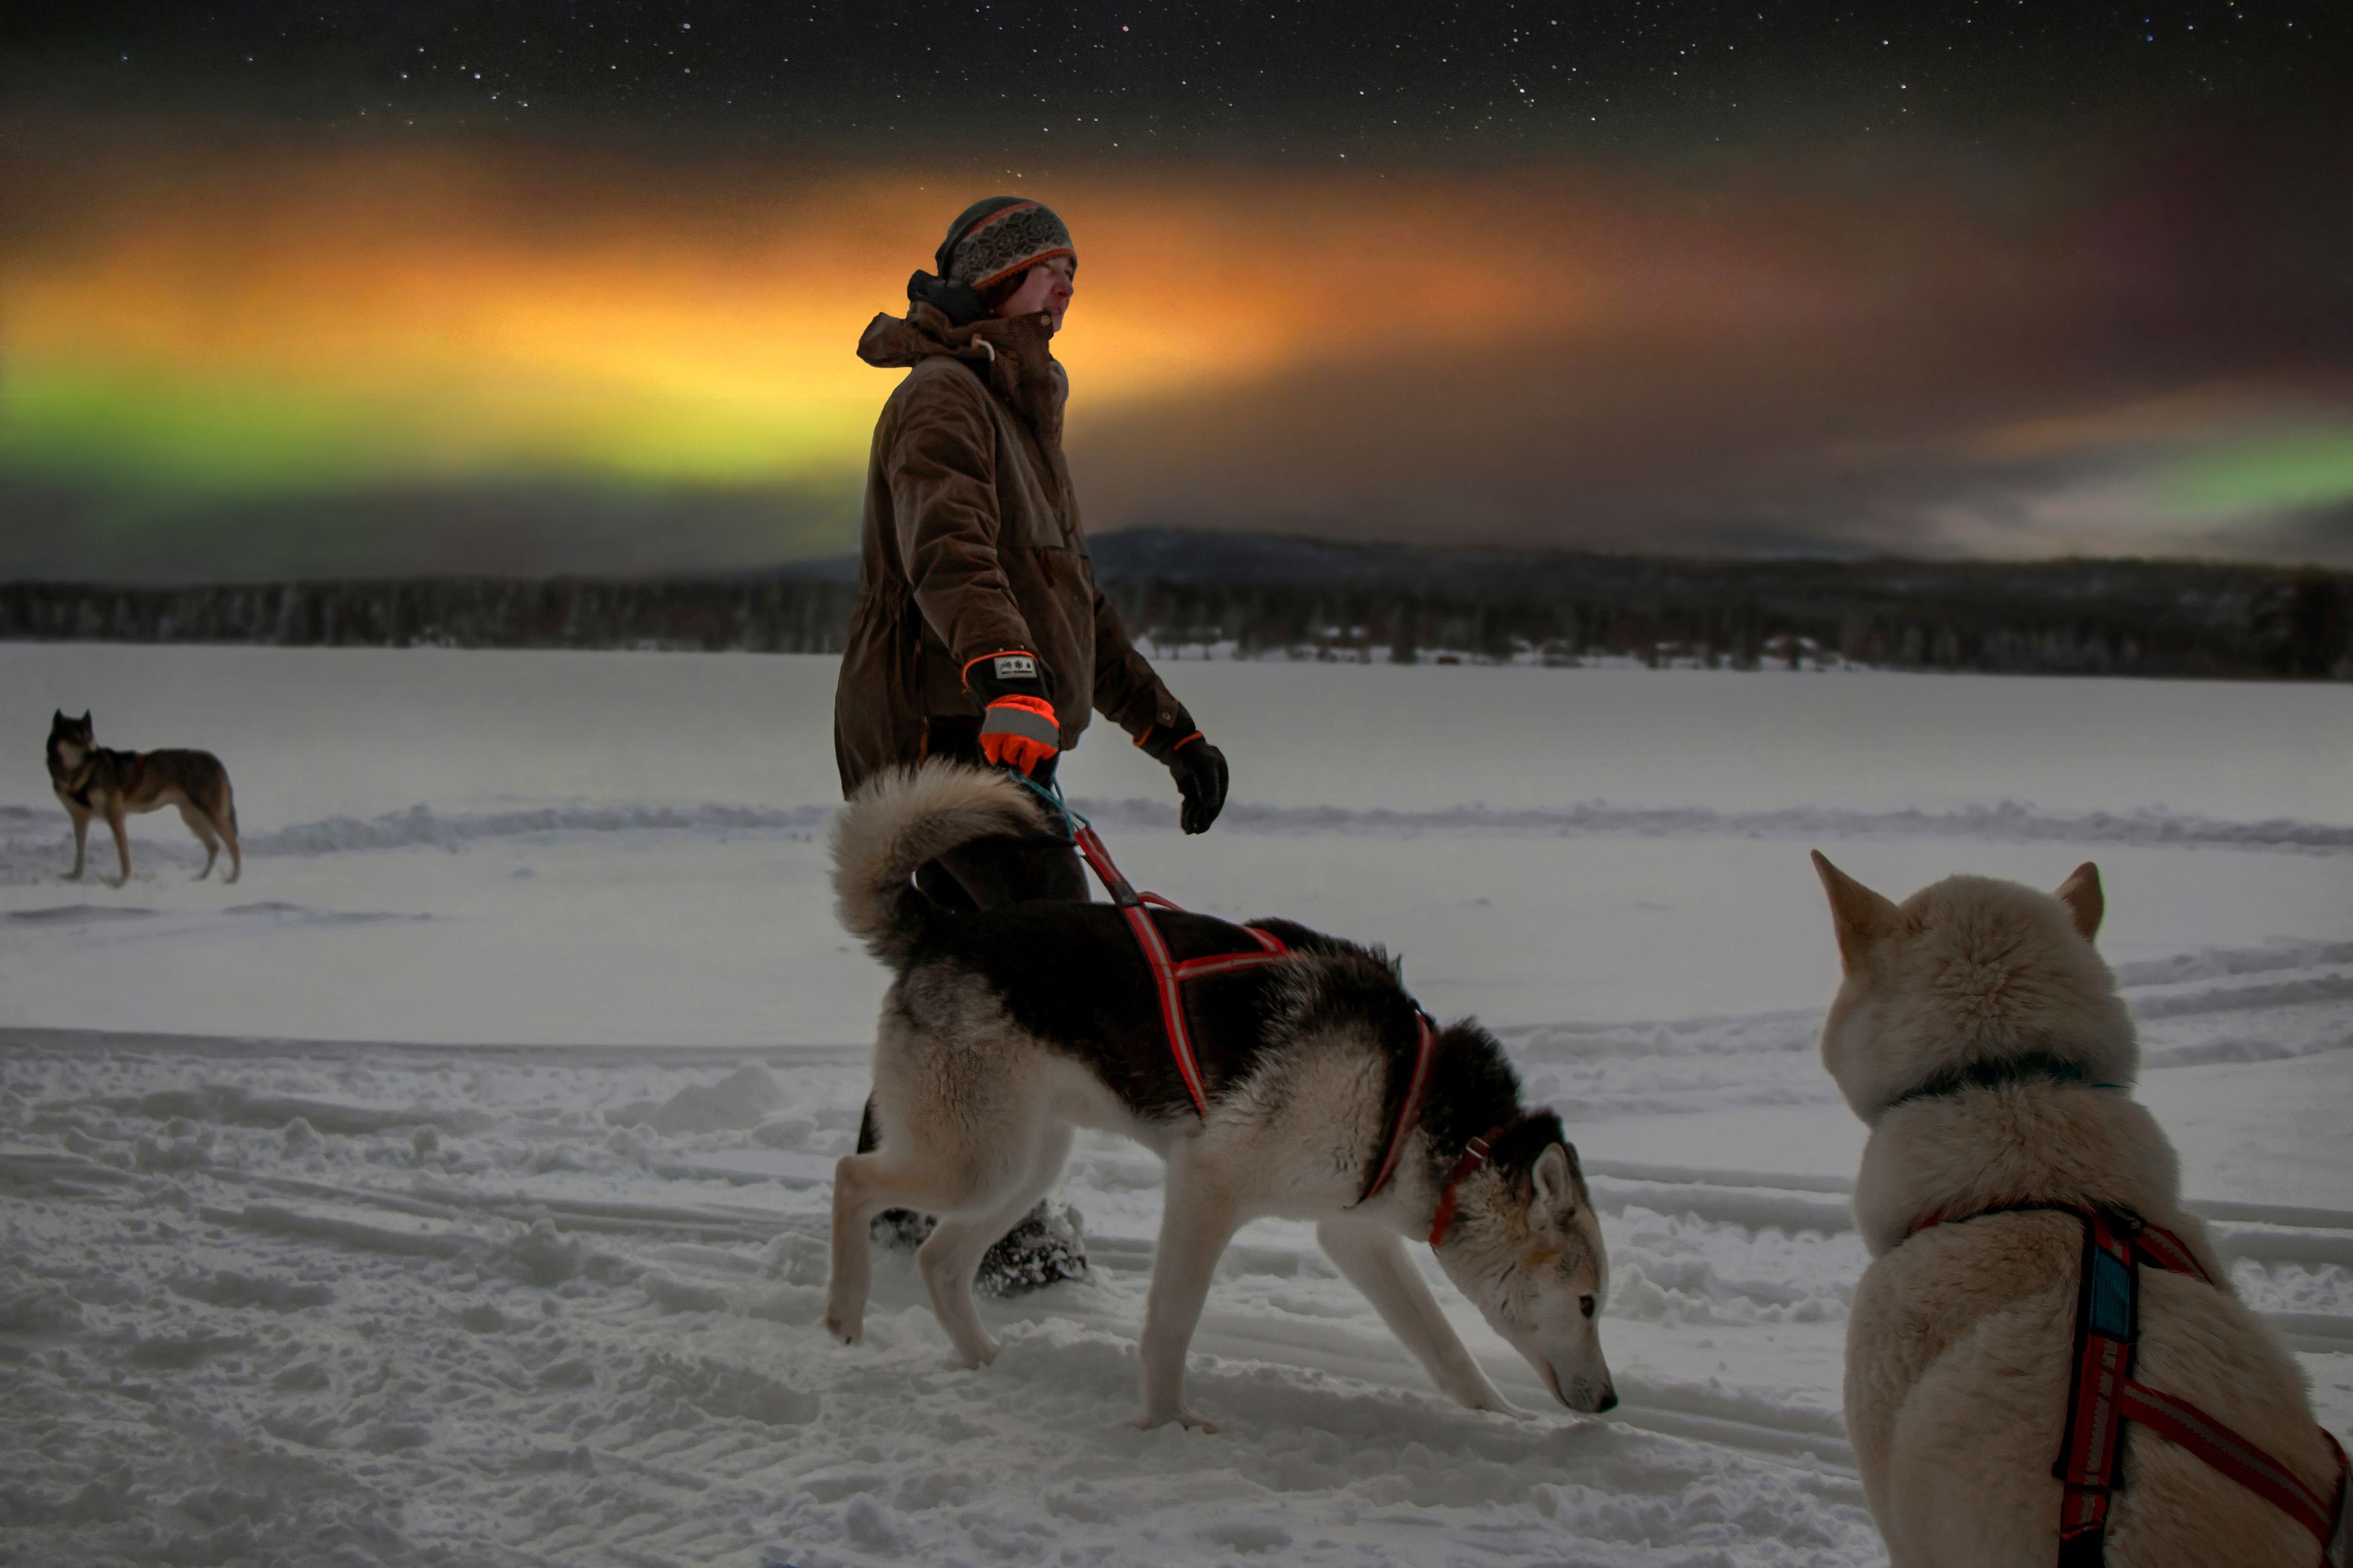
xmin=1 ymin=145 xmax=1650 ymax=492
xmin=7 ymin=137 xmax=1979 ymax=496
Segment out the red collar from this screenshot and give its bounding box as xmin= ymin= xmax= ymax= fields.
xmin=1427 ymin=1123 xmax=1509 ymax=1248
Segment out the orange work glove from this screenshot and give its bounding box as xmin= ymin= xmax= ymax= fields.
xmin=978 ymin=694 xmax=1062 ymax=775
xmin=965 ymin=650 xmax=1062 ymax=776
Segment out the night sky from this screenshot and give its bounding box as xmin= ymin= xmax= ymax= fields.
xmin=17 ymin=1 xmax=2345 ymax=156
xmin=5 ymin=2 xmax=2350 ymax=577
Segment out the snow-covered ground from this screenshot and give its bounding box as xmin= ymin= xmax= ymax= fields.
xmin=2 ymin=643 xmax=2348 ymax=1567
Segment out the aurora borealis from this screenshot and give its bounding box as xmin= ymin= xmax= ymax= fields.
xmin=4 ymin=2 xmax=2349 ymax=577
xmin=5 ymin=149 xmax=1593 ymax=493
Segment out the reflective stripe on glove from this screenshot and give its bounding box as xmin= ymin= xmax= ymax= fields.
xmin=962 ymin=649 xmax=1062 ymax=776
xmin=979 ymin=694 xmax=1062 ymax=775
xmin=1138 ymin=706 xmax=1228 ymax=835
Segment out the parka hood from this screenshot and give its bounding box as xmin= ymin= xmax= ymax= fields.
xmin=858 ymin=301 xmax=1065 ymax=444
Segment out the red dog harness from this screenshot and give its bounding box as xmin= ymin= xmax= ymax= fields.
xmin=1909 ymin=1202 xmax=2351 ymax=1566
xmin=1067 ymin=815 xmax=1437 ymax=1204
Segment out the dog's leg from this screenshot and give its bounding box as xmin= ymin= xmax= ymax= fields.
xmin=826 ymin=1151 xmax=919 ymax=1344
xmin=220 ymin=807 xmax=241 ymax=884
xmin=916 ymin=1122 xmax=1074 ymax=1369
xmin=65 ymin=808 xmax=89 ymax=880
xmin=825 ymin=1151 xmax=881 ymax=1344
xmin=826 ymin=1145 xmax=980 ymax=1345
xmin=105 ymin=804 xmax=132 ymax=886
xmin=1135 ymin=1158 xmax=1244 ymax=1432
xmin=176 ymin=802 xmax=221 ymax=880
xmin=1318 ymin=1219 xmax=1527 ymax=1416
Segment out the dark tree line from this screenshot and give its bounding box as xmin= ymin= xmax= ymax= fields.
xmin=0 ymin=577 xmax=863 ymax=655
xmin=1 ymin=535 xmax=2346 ymax=680
xmin=1090 ymin=546 xmax=2351 ymax=679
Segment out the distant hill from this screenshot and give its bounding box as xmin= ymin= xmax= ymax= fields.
xmin=3 ymin=529 xmax=2346 ymax=680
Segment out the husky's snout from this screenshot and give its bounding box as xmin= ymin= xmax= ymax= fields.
xmin=1544 ymin=1360 xmax=1618 ymax=1414
xmin=1575 ymin=1377 xmax=1620 ymax=1414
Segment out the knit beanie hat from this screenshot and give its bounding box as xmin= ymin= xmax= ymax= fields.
xmin=907 ymin=197 xmax=1075 ymax=326
xmin=941 ymin=198 xmax=1075 ymax=290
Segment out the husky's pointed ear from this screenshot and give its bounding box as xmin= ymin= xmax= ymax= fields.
xmin=79 ymin=710 xmax=91 ymax=725
xmin=1530 ymin=1143 xmax=1580 ymax=1225
xmin=53 ymin=709 xmax=64 ymax=722
xmin=1812 ymin=851 xmax=1898 ymax=973
xmin=2055 ymin=862 xmax=2103 ymax=942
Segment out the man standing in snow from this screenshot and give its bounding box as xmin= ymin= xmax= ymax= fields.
xmin=836 ymin=196 xmax=1227 ymax=902
xmin=836 ymin=198 xmax=1228 ymax=1286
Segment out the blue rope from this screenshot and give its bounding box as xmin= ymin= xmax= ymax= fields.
xmin=1007 ymin=768 xmax=1086 ymax=840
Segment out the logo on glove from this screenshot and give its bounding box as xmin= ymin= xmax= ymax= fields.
xmin=992 ymin=654 xmax=1038 ymax=682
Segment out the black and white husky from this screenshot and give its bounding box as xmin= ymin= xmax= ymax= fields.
xmin=824 ymin=762 xmax=1615 ymax=1431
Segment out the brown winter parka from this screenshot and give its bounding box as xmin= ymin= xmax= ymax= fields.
xmin=833 ymin=301 xmax=1180 ymax=794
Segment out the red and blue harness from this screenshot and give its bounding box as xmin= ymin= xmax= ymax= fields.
xmin=1906 ymin=1199 xmax=2350 ymax=1566
xmin=1037 ymin=787 xmax=1440 ymax=1209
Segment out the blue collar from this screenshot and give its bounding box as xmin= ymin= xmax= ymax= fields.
xmin=1882 ymin=1050 xmax=2126 ymax=1115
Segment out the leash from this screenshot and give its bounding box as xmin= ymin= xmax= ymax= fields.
xmin=1907 ymin=1201 xmax=2350 ymax=1564
xmin=1005 ymin=769 xmax=1433 ymax=1204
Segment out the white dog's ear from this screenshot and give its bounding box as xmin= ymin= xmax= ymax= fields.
xmin=1530 ymin=1143 xmax=1579 ymax=1226
xmin=1812 ymin=851 xmax=1899 ymax=973
xmin=2055 ymin=862 xmax=2103 ymax=942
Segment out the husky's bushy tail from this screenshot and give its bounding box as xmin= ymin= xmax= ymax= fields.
xmin=830 ymin=762 xmax=1052 ymax=962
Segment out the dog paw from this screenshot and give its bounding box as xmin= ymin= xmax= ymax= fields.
xmin=952 ymin=1337 xmax=1000 ymax=1370
xmin=1134 ymin=1406 xmax=1219 ymax=1434
xmin=1453 ymin=1383 xmax=1533 ymax=1419
xmin=822 ymin=1312 xmax=862 ymax=1345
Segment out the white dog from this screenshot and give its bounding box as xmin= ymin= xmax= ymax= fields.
xmin=1812 ymin=852 xmax=2347 ymax=1567
xmin=823 ymin=762 xmax=1616 ymax=1431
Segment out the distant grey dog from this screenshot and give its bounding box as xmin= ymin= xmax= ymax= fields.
xmin=46 ymin=710 xmax=241 ymax=885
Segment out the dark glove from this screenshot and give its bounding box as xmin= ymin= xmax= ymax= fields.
xmin=1138 ymin=706 xmax=1228 ymax=835
xmin=964 ymin=651 xmax=1061 ymax=776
